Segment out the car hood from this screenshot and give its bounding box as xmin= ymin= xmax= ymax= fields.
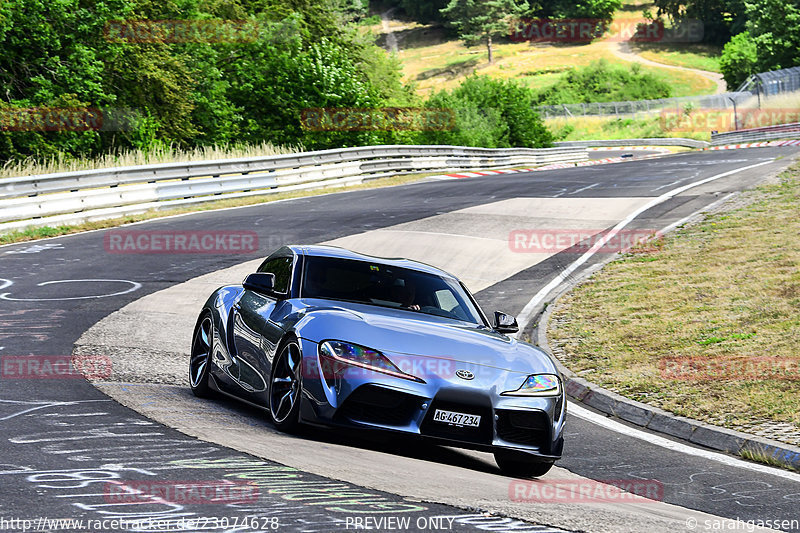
xmin=295 ymin=298 xmax=558 ymax=375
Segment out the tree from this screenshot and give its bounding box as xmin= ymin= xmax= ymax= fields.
xmin=651 ymin=0 xmax=746 ymax=45
xmin=719 ymin=32 xmax=758 ymax=89
xmin=400 ymin=0 xmax=450 ymax=23
xmin=744 ymin=0 xmax=800 ymax=74
xmin=440 ymin=0 xmax=528 ymax=64
xmin=533 ymin=0 xmax=621 ymax=21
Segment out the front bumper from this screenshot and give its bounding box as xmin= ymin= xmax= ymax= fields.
xmin=297 ymin=338 xmax=566 ymax=459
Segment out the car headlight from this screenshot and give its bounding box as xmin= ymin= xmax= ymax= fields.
xmin=502 ymin=374 xmax=561 ymax=396
xmin=318 ymin=340 xmax=423 ymax=383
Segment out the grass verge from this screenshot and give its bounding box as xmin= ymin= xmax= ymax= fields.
xmin=547 ymin=115 xmax=710 ymax=142
xmin=629 ymin=43 xmax=722 ymax=74
xmin=0 ymin=173 xmax=428 ymax=246
xmin=548 ymin=163 xmax=800 ymax=437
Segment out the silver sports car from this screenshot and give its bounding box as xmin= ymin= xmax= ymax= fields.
xmin=189 ymin=245 xmax=565 ymax=477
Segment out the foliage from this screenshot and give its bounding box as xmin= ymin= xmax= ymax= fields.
xmin=743 ymin=0 xmax=800 ymax=74
xmin=0 ymin=0 xmax=558 ymax=166
xmin=531 ymin=0 xmax=621 ymax=21
xmin=534 ymin=60 xmax=673 ymax=105
xmin=719 ymin=32 xmax=758 ymax=89
xmin=399 ymin=0 xmax=450 ymax=23
xmin=422 ymin=75 xmax=553 ymax=148
xmin=651 ymin=0 xmax=746 ymax=45
xmin=0 ymin=0 xmax=419 ymax=163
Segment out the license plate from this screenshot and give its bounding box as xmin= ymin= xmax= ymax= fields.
xmin=433 ymin=409 xmax=481 ymax=428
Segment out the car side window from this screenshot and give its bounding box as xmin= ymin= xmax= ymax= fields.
xmin=258 ymin=256 xmax=293 ymax=294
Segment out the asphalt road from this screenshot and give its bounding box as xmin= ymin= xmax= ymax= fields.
xmin=1 ymin=147 xmax=798 ymax=532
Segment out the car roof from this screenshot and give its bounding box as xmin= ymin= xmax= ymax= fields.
xmin=288 ymin=244 xmax=458 ymax=279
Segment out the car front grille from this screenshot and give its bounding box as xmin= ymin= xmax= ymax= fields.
xmin=337 ymin=385 xmax=420 ymax=427
xmin=496 ymin=409 xmax=550 ymax=447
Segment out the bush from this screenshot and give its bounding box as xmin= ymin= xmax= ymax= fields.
xmin=534 ymin=60 xmax=672 ymax=105
xmin=421 ymin=75 xmax=553 ymax=148
xmin=719 ymin=32 xmax=758 ymax=90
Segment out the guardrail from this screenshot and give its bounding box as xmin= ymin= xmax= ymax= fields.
xmin=711 ymin=122 xmax=800 ymax=145
xmin=0 ymin=144 xmax=588 ymax=233
xmin=555 ymin=138 xmax=709 ymax=149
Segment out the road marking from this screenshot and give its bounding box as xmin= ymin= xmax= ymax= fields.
xmin=5 ymin=243 xmax=64 ymax=254
xmin=514 ymin=160 xmax=774 ymax=330
xmin=569 ymin=182 xmax=600 ymax=194
xmin=569 ymin=402 xmax=800 ymax=483
xmin=0 ymin=279 xmax=142 ymax=301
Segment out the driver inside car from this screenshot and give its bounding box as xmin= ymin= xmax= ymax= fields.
xmin=391 ymin=278 xmax=420 ymax=311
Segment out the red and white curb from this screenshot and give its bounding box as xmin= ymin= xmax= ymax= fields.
xmin=429 ymin=153 xmax=664 ymax=180
xmin=588 ymin=146 xmax=672 ymax=154
xmin=707 ymin=139 xmax=800 ymax=150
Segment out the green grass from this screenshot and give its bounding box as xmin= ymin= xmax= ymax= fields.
xmin=631 ymin=43 xmax=722 ymax=73
xmin=548 ymin=164 xmax=800 ymax=433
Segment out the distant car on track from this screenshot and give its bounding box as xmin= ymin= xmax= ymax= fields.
xmin=189 ymin=245 xmax=565 ymax=477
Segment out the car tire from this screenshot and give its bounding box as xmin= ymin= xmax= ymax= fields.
xmin=269 ymin=338 xmax=303 ymax=433
xmin=494 ymin=450 xmax=554 ymax=478
xmin=189 ymin=312 xmax=214 ymax=398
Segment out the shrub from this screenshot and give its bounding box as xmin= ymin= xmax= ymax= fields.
xmin=534 ymin=60 xmax=672 ymax=105
xmin=719 ymin=32 xmax=758 ymax=90
xmin=422 ymin=75 xmax=553 ymax=148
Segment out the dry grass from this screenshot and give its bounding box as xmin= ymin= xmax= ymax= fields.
xmin=391 ymin=0 xmax=715 ymax=99
xmin=661 ymin=92 xmax=800 ymax=135
xmin=400 ymin=38 xmax=715 ymax=98
xmin=548 ymin=164 xmax=800 ymax=431
xmin=0 ymin=142 xmax=301 ymax=180
xmin=547 ymin=115 xmax=711 ymax=142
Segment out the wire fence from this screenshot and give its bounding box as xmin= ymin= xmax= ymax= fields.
xmin=535 ymin=66 xmax=800 ymax=120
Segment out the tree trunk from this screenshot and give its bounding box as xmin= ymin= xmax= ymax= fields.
xmin=487 ymin=34 xmax=493 ymax=64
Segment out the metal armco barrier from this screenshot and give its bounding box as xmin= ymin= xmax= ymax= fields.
xmin=0 ymin=144 xmax=588 ymax=233
xmin=555 ymin=138 xmax=709 ymax=149
xmin=711 ymin=122 xmax=800 ymax=145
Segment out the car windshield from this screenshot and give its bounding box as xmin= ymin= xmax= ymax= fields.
xmin=301 ymin=256 xmax=485 ymax=326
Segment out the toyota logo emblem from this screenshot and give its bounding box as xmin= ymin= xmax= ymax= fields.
xmin=455 ymin=369 xmax=475 ymax=380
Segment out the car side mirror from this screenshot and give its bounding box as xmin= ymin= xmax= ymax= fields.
xmin=243 ymin=273 xmax=278 ymax=297
xmin=493 ymin=311 xmax=519 ymax=334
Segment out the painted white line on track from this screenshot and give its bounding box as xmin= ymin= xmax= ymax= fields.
xmin=569 ymin=402 xmax=800 ymax=483
xmin=0 ymin=279 xmax=142 ymax=301
xmin=514 ymin=160 xmax=773 ymax=330
xmin=569 ymin=182 xmax=600 ymax=194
